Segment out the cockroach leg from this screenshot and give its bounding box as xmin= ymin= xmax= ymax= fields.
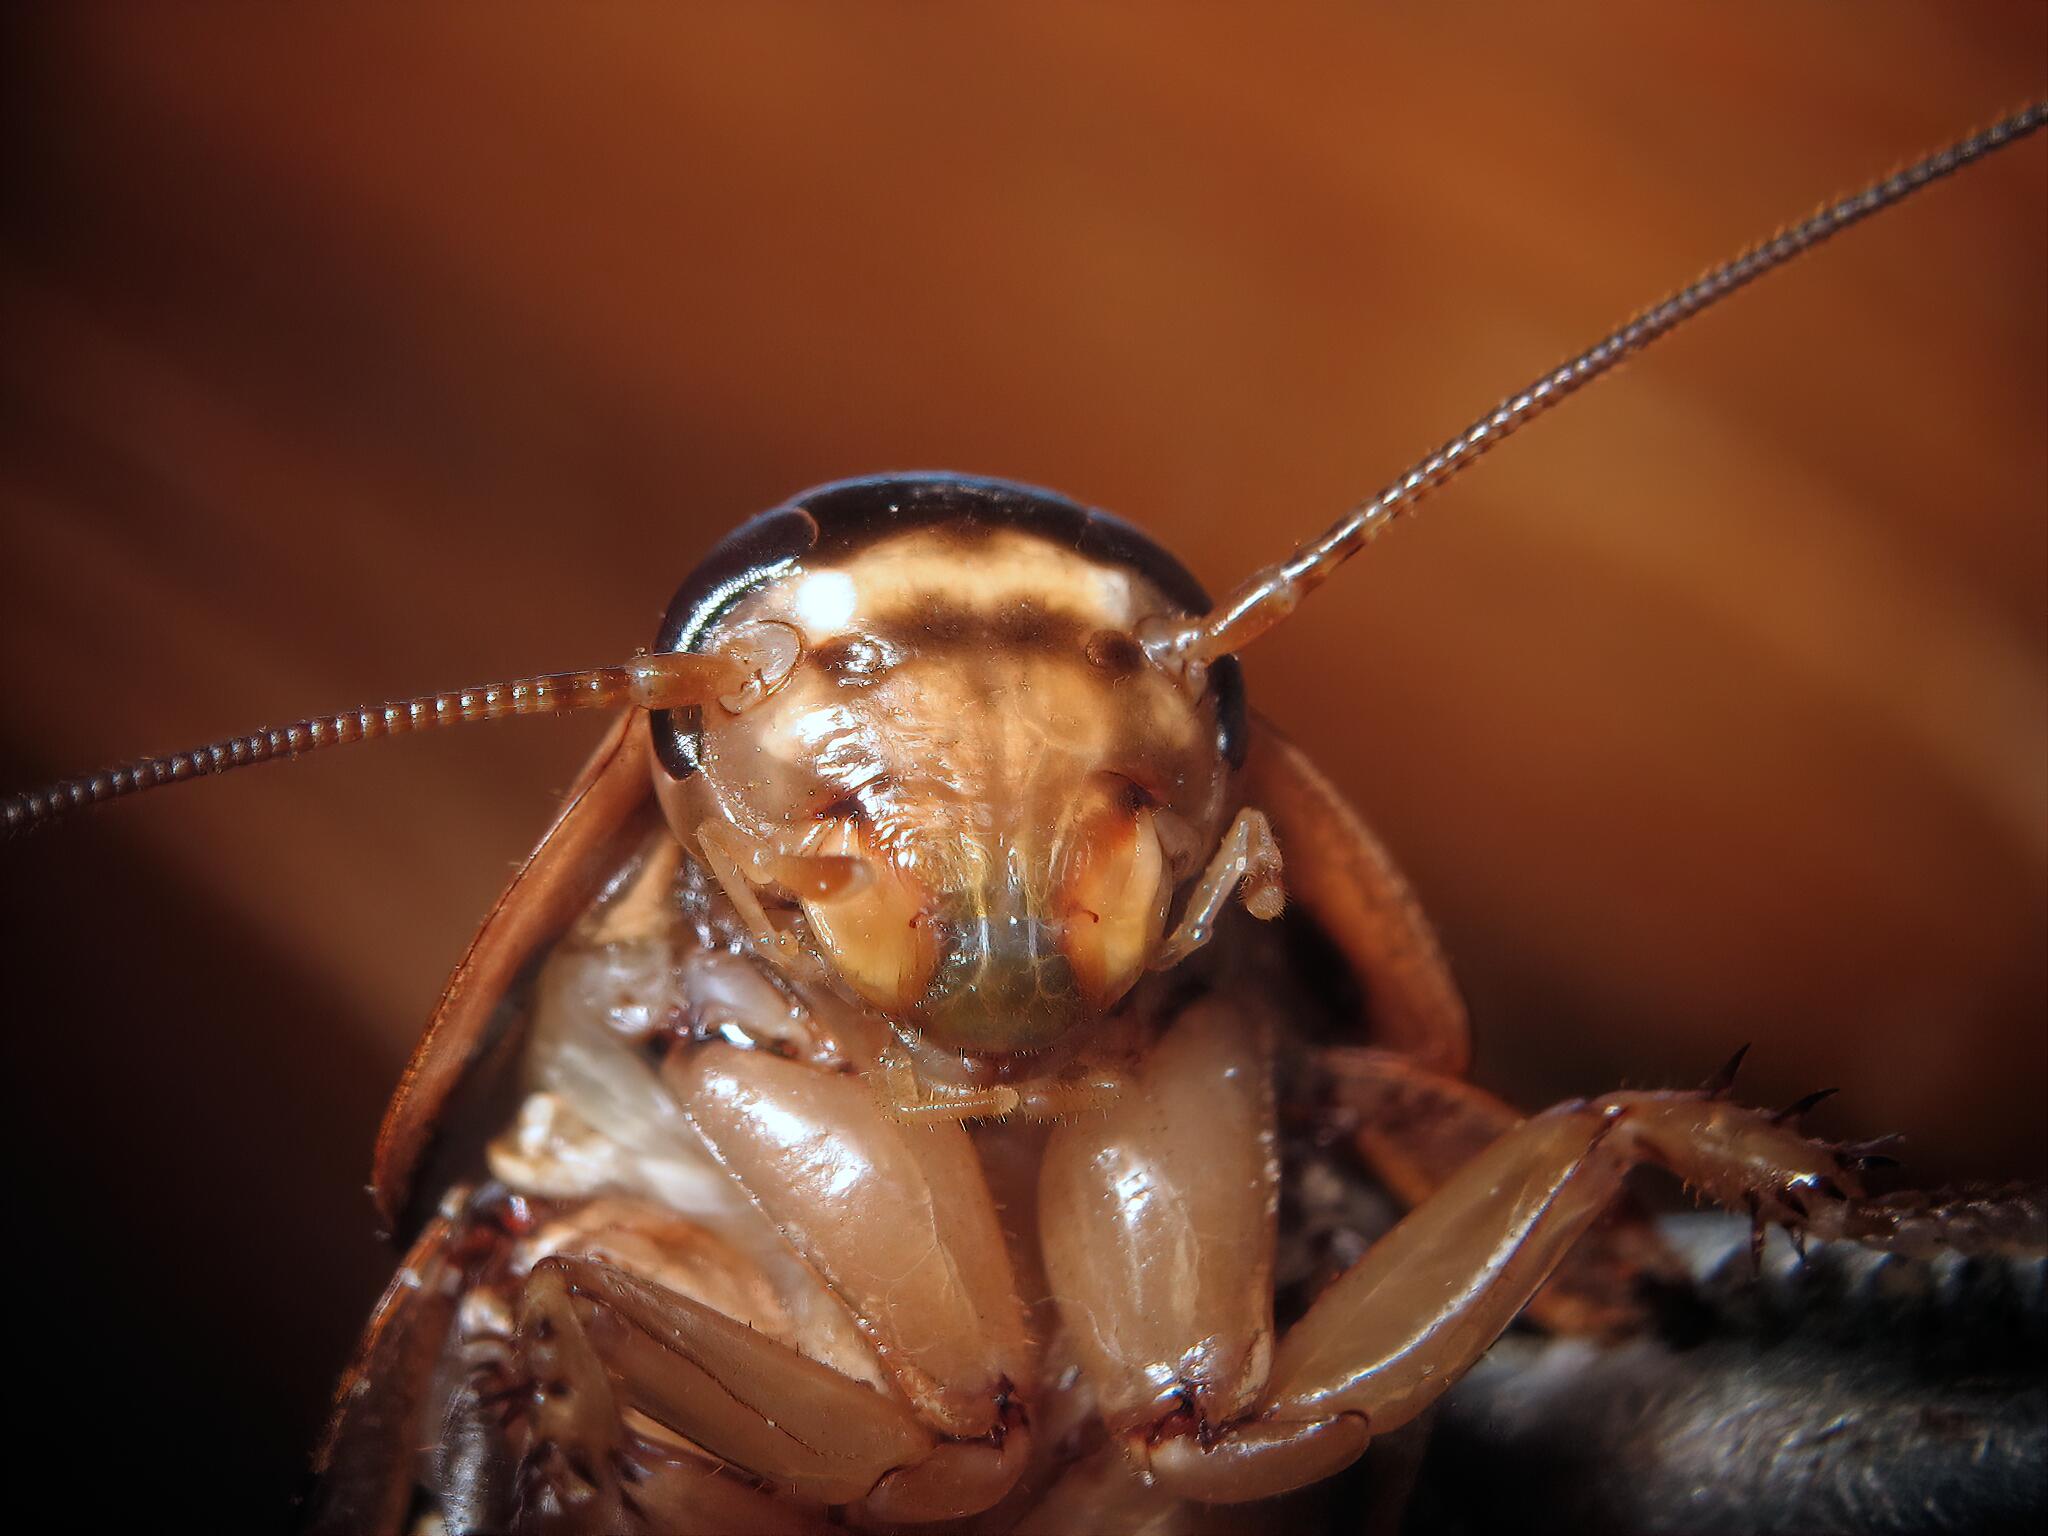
xmin=1321 ymin=1046 xmax=1690 ymax=1336
xmin=1040 ymin=995 xmax=1281 ymax=1439
xmin=857 ymin=1411 xmax=1036 ymax=1527
xmin=1133 ymin=1088 xmax=1873 ymax=1504
xmin=1149 ymin=806 xmax=1284 ymax=970
xmin=664 ymin=1044 xmax=1036 ymax=1445
xmin=1817 ymin=1181 xmax=2048 ymax=1259
xmin=599 ymin=1448 xmax=830 ymax=1536
xmin=515 ymin=1258 xmax=631 ymax=1524
xmin=14 ymin=106 xmax=2031 ymax=1529
xmin=522 ymin=1256 xmax=934 ymax=1508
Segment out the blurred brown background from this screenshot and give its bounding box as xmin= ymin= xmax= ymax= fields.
xmin=2 ymin=5 xmax=2043 ymax=1526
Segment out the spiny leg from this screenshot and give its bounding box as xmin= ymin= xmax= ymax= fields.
xmin=515 ymin=1256 xmax=1028 ymax=1525
xmin=1321 ymin=1046 xmax=1690 ymax=1335
xmin=508 ymin=1037 xmax=1046 ymax=1525
xmin=1139 ymin=1085 xmax=1881 ymax=1504
xmin=1814 ymin=1181 xmax=2047 ymax=1258
xmin=1150 ymin=806 xmax=1284 ymax=971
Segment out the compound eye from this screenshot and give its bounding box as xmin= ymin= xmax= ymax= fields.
xmin=796 ymin=818 xmax=937 ymax=1015
xmin=1060 ymin=780 xmax=1170 ymax=1010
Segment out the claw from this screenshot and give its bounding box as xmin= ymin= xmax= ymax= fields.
xmin=1836 ymin=1134 xmax=1905 ymax=1170
xmin=1771 ymin=1087 xmax=1839 ymax=1126
xmin=1701 ymin=1044 xmax=1752 ymax=1100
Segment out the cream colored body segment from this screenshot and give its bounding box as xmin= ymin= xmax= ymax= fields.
xmin=438 ymin=811 xmax=1900 ymax=1525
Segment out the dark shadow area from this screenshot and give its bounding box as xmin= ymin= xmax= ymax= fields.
xmin=0 ymin=749 xmax=400 ymax=1531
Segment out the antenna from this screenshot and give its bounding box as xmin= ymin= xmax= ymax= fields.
xmin=1144 ymin=99 xmax=2048 ymax=672
xmin=2 ymin=652 xmax=744 ymax=836
xmin=10 ymin=103 xmax=2043 ymax=833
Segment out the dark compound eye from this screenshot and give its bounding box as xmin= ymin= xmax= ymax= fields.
xmin=1084 ymin=628 xmax=1146 ymax=677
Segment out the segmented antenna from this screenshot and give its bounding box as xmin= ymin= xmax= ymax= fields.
xmin=1157 ymin=98 xmax=2048 ymax=665
xmin=2 ymin=653 xmax=742 ymax=836
xmin=10 ymin=103 xmax=2042 ymax=833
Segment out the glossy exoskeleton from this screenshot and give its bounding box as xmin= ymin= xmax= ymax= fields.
xmin=6 ymin=103 xmax=2044 ymax=1536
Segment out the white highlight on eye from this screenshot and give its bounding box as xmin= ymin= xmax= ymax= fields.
xmin=793 ymin=570 xmax=858 ymax=634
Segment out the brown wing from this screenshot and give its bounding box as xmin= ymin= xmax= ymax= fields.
xmin=303 ymin=1199 xmax=468 ymax=1535
xmin=1242 ymin=712 xmax=1471 ymax=1075
xmin=371 ymin=710 xmax=662 ymax=1227
xmin=1257 ymin=734 xmax=1691 ymax=1333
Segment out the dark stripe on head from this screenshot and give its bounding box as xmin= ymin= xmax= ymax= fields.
xmin=652 ymin=475 xmax=1246 ymax=777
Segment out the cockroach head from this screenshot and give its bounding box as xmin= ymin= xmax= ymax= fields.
xmin=649 ymin=476 xmax=1247 ymax=1056
xmin=8 ymin=104 xmax=2037 ymax=1072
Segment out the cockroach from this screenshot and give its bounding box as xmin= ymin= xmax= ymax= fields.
xmin=6 ymin=103 xmax=2044 ymax=1535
